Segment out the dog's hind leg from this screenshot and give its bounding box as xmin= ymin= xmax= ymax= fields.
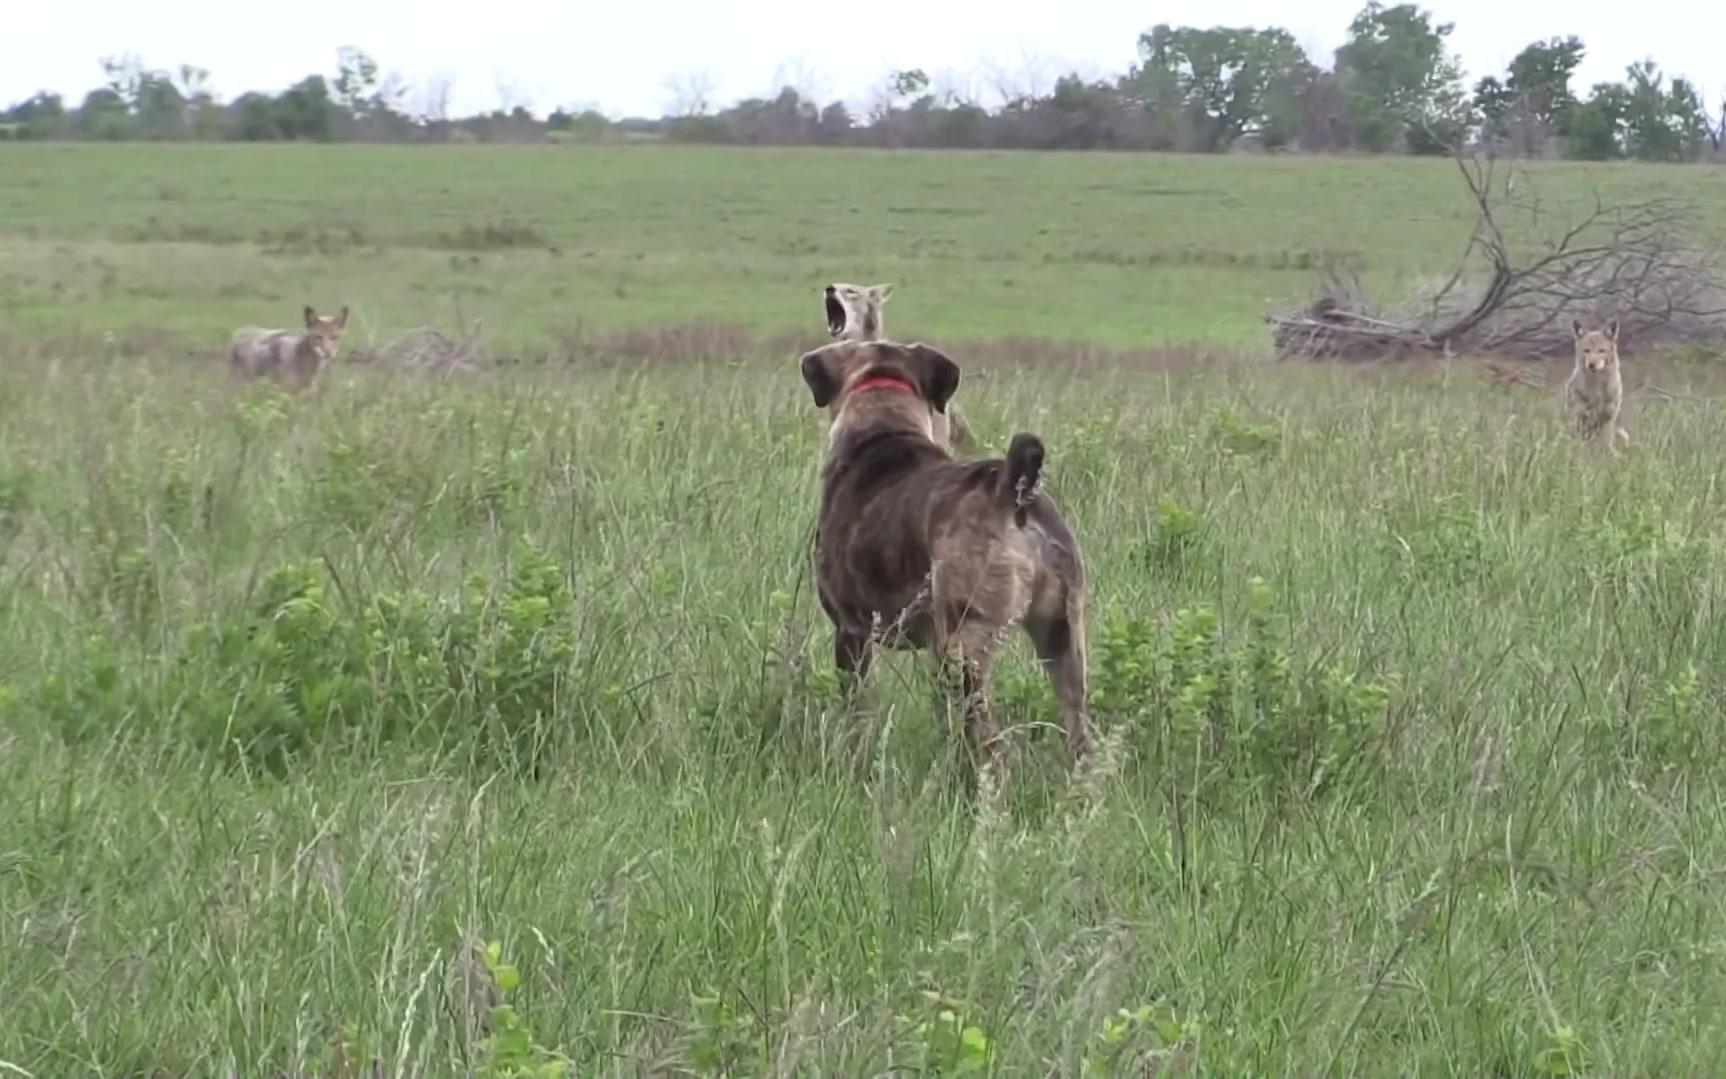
xmin=1028 ymin=603 xmax=1092 ymax=767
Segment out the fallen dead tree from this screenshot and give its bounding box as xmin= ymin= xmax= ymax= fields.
xmin=372 ymin=320 xmax=488 ymax=375
xmin=1271 ymin=150 xmax=1726 ymax=362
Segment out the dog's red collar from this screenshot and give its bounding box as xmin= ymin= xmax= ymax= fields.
xmin=850 ymin=373 xmax=916 ymax=395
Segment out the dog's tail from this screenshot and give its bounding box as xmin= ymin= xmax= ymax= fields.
xmin=999 ymin=432 xmax=1045 ymax=527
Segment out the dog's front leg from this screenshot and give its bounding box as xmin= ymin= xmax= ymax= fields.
xmin=834 ymin=629 xmax=874 ymax=686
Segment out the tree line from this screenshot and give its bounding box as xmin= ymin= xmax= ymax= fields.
xmin=4 ymin=4 xmax=1723 ymax=161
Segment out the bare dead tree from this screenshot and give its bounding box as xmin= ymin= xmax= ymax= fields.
xmin=492 ymin=71 xmax=535 ymax=116
xmin=931 ymin=68 xmax=982 ymax=109
xmin=417 ymin=71 xmax=456 ymax=124
xmin=769 ymin=56 xmax=826 ymax=107
xmin=978 ymin=48 xmax=1054 ymax=110
xmin=1270 ymin=146 xmax=1726 ymax=361
xmin=379 ymin=321 xmax=488 ymax=376
xmin=1705 ymin=91 xmax=1726 ymax=156
xmin=662 ymin=70 xmax=716 ymax=118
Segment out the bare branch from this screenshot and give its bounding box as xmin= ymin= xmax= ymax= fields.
xmin=1272 ymin=142 xmax=1726 ymax=361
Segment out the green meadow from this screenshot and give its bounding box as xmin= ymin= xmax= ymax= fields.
xmin=4 ymin=142 xmax=1725 ymax=347
xmin=3 ymin=143 xmax=1726 ymax=1075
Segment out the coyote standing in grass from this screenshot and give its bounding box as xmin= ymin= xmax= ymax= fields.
xmin=231 ymin=305 xmax=349 ymax=388
xmin=1564 ymin=319 xmax=1629 ymax=450
xmin=824 ymin=283 xmax=972 ymax=450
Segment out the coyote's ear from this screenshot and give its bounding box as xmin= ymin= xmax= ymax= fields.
xmin=1571 ymin=318 xmax=1585 ymax=341
xmin=336 ymin=306 xmax=350 ymax=329
xmin=871 ymin=283 xmax=895 ymax=305
xmin=1605 ymin=318 xmax=1619 ymax=342
xmin=304 ymin=305 xmax=318 ymax=328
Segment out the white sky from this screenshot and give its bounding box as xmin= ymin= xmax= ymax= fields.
xmin=7 ymin=0 xmax=1723 ymax=120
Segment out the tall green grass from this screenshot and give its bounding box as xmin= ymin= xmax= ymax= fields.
xmin=5 ymin=346 xmax=1726 ymax=1074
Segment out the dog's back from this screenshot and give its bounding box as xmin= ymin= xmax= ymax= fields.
xmin=816 ymin=425 xmax=1078 ymax=646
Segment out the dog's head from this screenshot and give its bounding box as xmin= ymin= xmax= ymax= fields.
xmin=799 ymin=339 xmax=959 ymax=446
xmin=1572 ymin=318 xmax=1619 ymax=372
xmin=303 ymin=304 xmax=350 ymax=358
xmin=824 ymin=282 xmax=893 ymax=340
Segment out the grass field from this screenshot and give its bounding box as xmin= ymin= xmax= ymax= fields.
xmin=4 ymin=144 xmax=1726 ymax=1076
xmin=4 ymin=143 xmax=1726 ymax=348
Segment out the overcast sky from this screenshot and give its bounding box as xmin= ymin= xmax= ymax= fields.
xmin=7 ymin=0 xmax=1723 ymax=120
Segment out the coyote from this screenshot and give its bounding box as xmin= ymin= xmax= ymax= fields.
xmin=822 ymin=282 xmax=972 ymax=449
xmin=231 ymin=305 xmax=349 ymax=388
xmin=1564 ymin=319 xmax=1628 ymax=451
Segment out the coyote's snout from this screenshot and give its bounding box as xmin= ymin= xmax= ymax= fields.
xmin=824 ymin=282 xmax=893 ymax=341
xmin=231 ymin=305 xmax=349 ymax=388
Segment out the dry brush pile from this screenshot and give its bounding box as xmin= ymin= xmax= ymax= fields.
xmin=1270 ymin=152 xmax=1726 ymax=362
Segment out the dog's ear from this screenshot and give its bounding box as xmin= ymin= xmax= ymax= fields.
xmin=1571 ymin=318 xmax=1585 ymax=341
xmin=336 ymin=305 xmax=350 ymax=329
xmin=906 ymin=342 xmax=960 ymax=413
xmin=800 ymin=343 xmax=846 ymax=408
xmin=304 ymin=305 xmax=318 ymax=328
xmin=871 ymin=283 xmax=895 ymax=305
xmin=1606 ymin=318 xmax=1620 ymax=342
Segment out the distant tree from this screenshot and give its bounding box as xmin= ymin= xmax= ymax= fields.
xmin=1619 ymin=61 xmax=1707 ymax=162
xmin=1472 ymin=76 xmax=1515 ymax=144
xmin=1566 ymin=82 xmax=1630 ymax=159
xmin=718 ymin=86 xmax=816 ymax=144
xmin=1506 ymin=36 xmax=1584 ymax=133
xmin=175 ymin=65 xmax=221 ymax=139
xmin=662 ymin=70 xmax=715 ymax=118
xmin=227 ymin=92 xmax=283 ymax=140
xmin=134 ymin=71 xmax=187 ymax=138
xmin=274 ymin=75 xmax=341 ymax=140
xmin=933 ymin=100 xmax=990 ymax=147
xmin=75 ymin=87 xmax=129 ymax=139
xmin=891 ymin=69 xmax=930 ymax=100
xmin=1 ymin=91 xmax=67 ymax=139
xmin=1291 ymin=69 xmax=1350 ymax=151
xmin=1124 ymin=24 xmax=1316 ymax=151
xmin=418 ymin=71 xmax=456 ymax=125
xmin=1334 ymin=2 xmax=1467 ymax=152
xmin=815 ymin=100 xmax=854 ymax=144
xmin=1471 ymin=37 xmax=1585 ymax=155
xmin=1662 ymin=76 xmax=1710 ymax=160
xmin=98 ymin=54 xmax=146 ymax=111
xmin=565 ymin=109 xmax=609 ymax=140
xmin=333 ymin=47 xmax=380 ymax=118
xmin=1706 ymin=95 xmax=1726 ymax=156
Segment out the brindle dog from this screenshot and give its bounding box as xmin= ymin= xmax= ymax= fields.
xmin=799 ymin=338 xmax=1091 ymax=782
